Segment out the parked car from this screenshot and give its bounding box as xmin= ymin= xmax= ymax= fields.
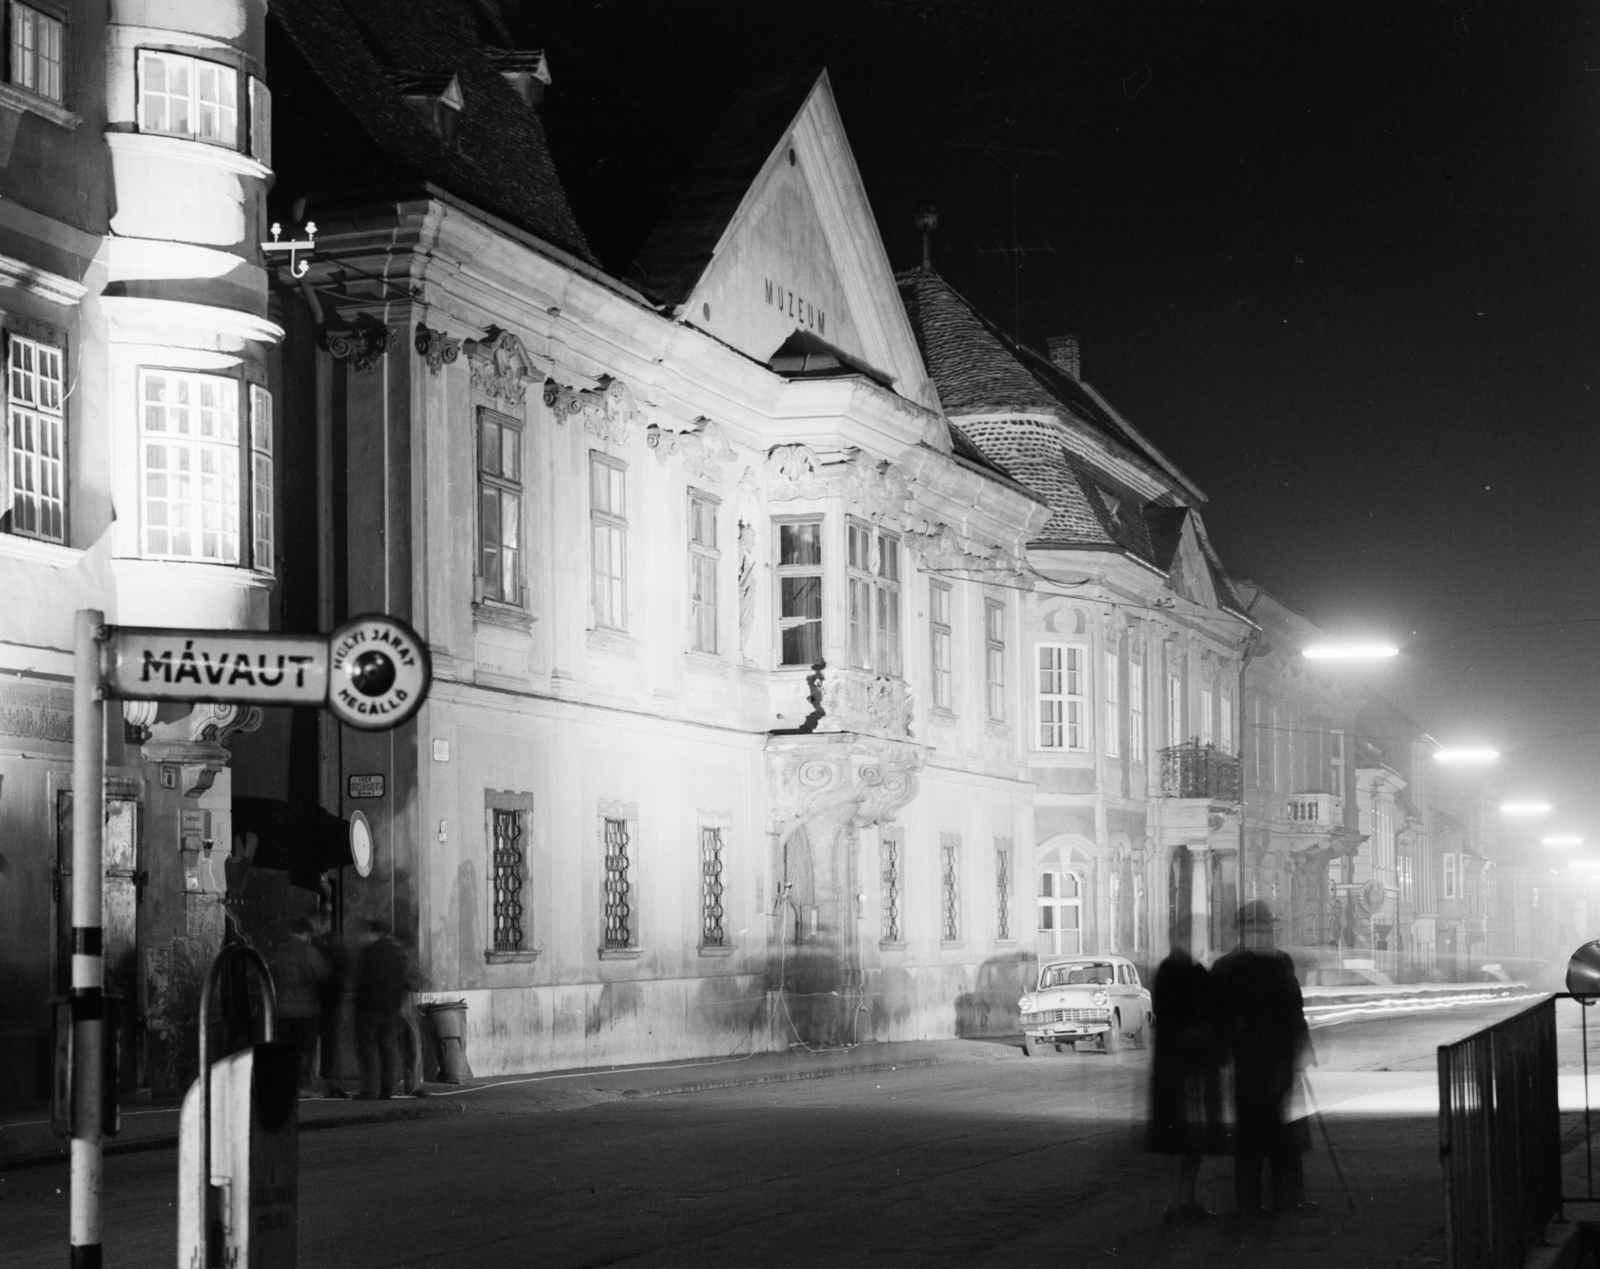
xmin=1017 ymin=955 xmax=1153 ymax=1055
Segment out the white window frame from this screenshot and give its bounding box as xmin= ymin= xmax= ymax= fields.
xmin=846 ymin=519 xmax=902 ymax=676
xmin=6 ymin=331 xmax=65 ymax=543
xmin=137 ymin=368 xmax=241 ymax=564
xmin=137 ymin=49 xmax=238 ymax=148
xmin=1037 ymin=867 xmax=1083 ymax=956
xmin=9 ymin=2 xmax=61 ymax=103
xmin=248 ymin=384 xmax=272 ymax=573
xmin=1104 ymin=649 xmax=1120 ymax=757
xmin=929 ymin=580 xmax=953 ymax=711
xmin=1129 ymin=658 xmax=1145 ymax=763
xmin=589 ymin=451 xmax=627 ymax=630
xmin=775 ymin=518 xmax=823 ymax=667
xmin=1219 ymin=684 xmax=1234 ymax=754
xmin=985 ymin=599 xmax=1006 ymax=721
xmin=477 ymin=407 xmax=522 ymax=605
xmin=1037 ymin=643 xmax=1087 ymax=750
xmin=1200 ymin=687 xmax=1214 ymax=748
xmin=1166 ymin=672 xmax=1183 ymax=747
xmin=688 ymin=489 xmax=719 ymax=654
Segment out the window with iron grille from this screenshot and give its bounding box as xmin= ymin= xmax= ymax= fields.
xmin=603 ymin=817 xmax=632 ymax=948
xmin=478 ymin=408 xmax=522 ymax=604
xmin=995 ymin=839 xmax=1012 ymax=941
xmin=7 ymin=332 xmax=64 ymax=542
xmin=700 ymin=826 xmax=726 ymax=947
xmin=689 ymin=490 xmax=719 ymax=653
xmin=940 ymin=833 xmax=960 ymax=942
xmin=880 ymin=828 xmax=903 ymax=944
xmin=490 ymin=809 xmax=525 ymax=952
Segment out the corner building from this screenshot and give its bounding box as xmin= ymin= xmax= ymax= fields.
xmin=265 ymin=3 xmax=1048 ymax=1074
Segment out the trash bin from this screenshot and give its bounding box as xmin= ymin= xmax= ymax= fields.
xmin=419 ymin=1001 xmax=472 ymax=1084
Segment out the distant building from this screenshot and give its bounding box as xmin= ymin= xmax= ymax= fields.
xmin=899 ymin=266 xmax=1253 ymax=973
xmin=0 ymin=0 xmax=277 ymax=1105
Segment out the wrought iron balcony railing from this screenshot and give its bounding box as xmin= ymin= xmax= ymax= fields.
xmin=1158 ymin=741 xmax=1242 ymax=803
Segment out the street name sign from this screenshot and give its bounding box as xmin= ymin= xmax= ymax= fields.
xmin=347 ymin=774 xmax=385 ymax=799
xmin=100 ymin=613 xmax=430 ymax=732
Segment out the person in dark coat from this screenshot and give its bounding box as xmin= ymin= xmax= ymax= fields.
xmin=354 ymin=919 xmax=414 ymax=1099
xmin=310 ymin=912 xmax=349 ymax=1097
xmin=267 ymin=918 xmax=328 ymax=1094
xmin=1146 ymin=944 xmax=1228 ymax=1224
xmin=1210 ymin=899 xmax=1318 ymax=1215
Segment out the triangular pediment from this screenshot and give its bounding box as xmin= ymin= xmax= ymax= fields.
xmin=642 ymin=73 xmax=934 ymax=411
xmin=1167 ymin=514 xmax=1220 ymax=610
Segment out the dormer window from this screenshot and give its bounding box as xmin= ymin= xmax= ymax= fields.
xmin=384 ymin=70 xmax=463 ymax=146
xmin=485 ymin=48 xmax=549 ymax=107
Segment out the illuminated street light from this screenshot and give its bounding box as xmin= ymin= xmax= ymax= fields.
xmin=1568 ymin=859 xmax=1600 ymax=869
xmin=1501 ymin=802 xmax=1553 ymax=815
xmin=1433 ymin=747 xmax=1500 ymax=763
xmin=1543 ymin=836 xmax=1584 ymax=847
xmin=1301 ymin=643 xmax=1400 ymax=661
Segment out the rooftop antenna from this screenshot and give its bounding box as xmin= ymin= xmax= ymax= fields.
xmin=915 ymin=203 xmax=938 ymax=267
xmin=954 ymin=138 xmax=1060 ymax=341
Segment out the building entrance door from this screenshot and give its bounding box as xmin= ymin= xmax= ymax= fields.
xmin=55 ymin=792 xmax=143 ymax=1091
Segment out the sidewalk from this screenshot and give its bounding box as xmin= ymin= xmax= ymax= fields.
xmin=0 ymin=979 xmax=1531 ymax=1170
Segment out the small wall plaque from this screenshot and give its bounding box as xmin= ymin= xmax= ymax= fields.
xmin=348 ymin=774 xmax=385 ymax=799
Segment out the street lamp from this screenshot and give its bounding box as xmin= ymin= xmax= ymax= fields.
xmin=1301 ymin=642 xmax=1400 ymax=660
xmin=1543 ymin=836 xmax=1584 ymax=848
xmin=1433 ymin=747 xmax=1500 ymax=764
xmin=1502 ymin=801 xmax=1553 ymax=815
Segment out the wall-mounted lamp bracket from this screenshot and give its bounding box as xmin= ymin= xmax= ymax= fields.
xmin=262 ymin=220 xmax=318 ymax=278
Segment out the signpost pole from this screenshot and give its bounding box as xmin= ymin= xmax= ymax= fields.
xmin=70 ymin=609 xmax=105 ymax=1269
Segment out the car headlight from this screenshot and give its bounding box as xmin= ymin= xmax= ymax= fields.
xmin=1092 ymin=989 xmax=1109 ymax=1006
xmin=1018 ymin=996 xmax=1034 ymax=1013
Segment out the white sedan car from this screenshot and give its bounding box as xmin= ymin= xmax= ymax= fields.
xmin=1017 ymin=955 xmax=1153 ymax=1055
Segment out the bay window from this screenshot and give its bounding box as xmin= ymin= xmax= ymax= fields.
xmin=776 ymin=519 xmax=822 ymax=666
xmin=138 ymin=49 xmax=237 ymax=147
xmin=847 ymin=520 xmax=901 ymax=676
xmin=139 ymin=369 xmax=240 ymax=563
xmin=248 ymin=384 xmax=272 ymax=572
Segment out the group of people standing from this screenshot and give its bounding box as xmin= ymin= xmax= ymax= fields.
xmin=267 ymin=916 xmax=421 ymax=1100
xmin=1146 ymin=899 xmax=1319 ymax=1223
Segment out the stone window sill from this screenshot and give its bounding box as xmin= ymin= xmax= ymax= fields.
xmin=485 ymin=949 xmax=540 ymax=964
xmin=994 ymin=939 xmax=1018 ymax=949
xmin=473 ymin=599 xmax=534 ymax=631
xmin=929 ymin=707 xmax=959 ymax=724
xmin=599 ymin=947 xmax=642 ymax=961
xmin=940 ymin=939 xmax=966 ymax=951
xmin=0 ymin=531 xmax=81 ymax=568
xmin=985 ymin=721 xmax=1010 ymax=738
xmin=698 ymin=944 xmax=735 ymax=958
xmin=879 ymin=940 xmax=908 ymax=952
xmin=685 ymin=651 xmax=730 ymax=675
xmin=0 ymin=82 xmax=79 ymax=129
xmin=588 ymin=627 xmax=638 ymax=655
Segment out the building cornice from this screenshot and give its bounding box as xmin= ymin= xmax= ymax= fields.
xmin=101 ymin=296 xmax=283 ymax=347
xmin=0 ymin=251 xmax=88 ymax=305
xmin=104 ymin=130 xmax=272 ymax=181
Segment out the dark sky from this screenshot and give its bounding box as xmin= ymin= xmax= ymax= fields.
xmin=521 ymin=1 xmax=1600 ymax=813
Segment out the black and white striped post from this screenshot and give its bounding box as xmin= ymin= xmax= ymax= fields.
xmin=70 ymin=608 xmax=106 ymax=1269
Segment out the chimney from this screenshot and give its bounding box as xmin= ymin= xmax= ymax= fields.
xmin=1047 ymin=335 xmax=1080 ymax=380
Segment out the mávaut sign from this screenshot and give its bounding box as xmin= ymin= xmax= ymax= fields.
xmin=101 ymin=613 xmax=430 ymax=732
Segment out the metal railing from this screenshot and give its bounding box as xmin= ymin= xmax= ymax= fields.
xmin=1437 ymin=995 xmax=1562 ymax=1269
xmin=1157 ymin=741 xmax=1242 ymax=802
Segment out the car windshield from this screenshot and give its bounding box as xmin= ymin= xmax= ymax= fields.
xmin=1040 ymin=962 xmax=1115 ymax=988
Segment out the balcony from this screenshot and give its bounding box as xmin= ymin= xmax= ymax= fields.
xmin=1286 ymin=792 xmax=1343 ymax=828
xmin=1158 ymin=742 xmax=1242 ymax=803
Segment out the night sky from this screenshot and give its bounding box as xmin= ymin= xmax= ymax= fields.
xmin=519 ymin=2 xmax=1600 ymax=815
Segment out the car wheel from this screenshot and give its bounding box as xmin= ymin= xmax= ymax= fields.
xmin=1021 ymin=1034 xmax=1036 ymax=1057
xmin=1104 ymin=1014 xmax=1124 ymax=1054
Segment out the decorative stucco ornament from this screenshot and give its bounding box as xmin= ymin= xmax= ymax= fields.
xmin=905 ymin=523 xmax=1031 ymax=587
xmin=645 ymin=415 xmax=737 ymax=481
xmin=764 ymin=445 xmax=912 ymax=523
xmin=413 ymin=323 xmax=461 ymax=375
xmin=817 ymin=667 xmax=914 ymax=739
xmin=325 ymin=322 xmax=389 ymax=373
xmin=465 ymin=326 xmax=537 ymax=404
xmin=766 ymin=734 xmax=925 ymax=838
xmin=543 ymin=374 xmax=639 ymax=443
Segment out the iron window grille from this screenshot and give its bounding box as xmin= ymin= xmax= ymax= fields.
xmin=689 ymin=491 xmax=719 ymax=654
xmin=940 ymin=835 xmax=960 ymax=941
xmin=700 ymin=826 xmax=726 ymax=947
xmin=9 ymin=3 xmax=61 ymax=103
xmin=930 ymin=580 xmax=953 ymax=709
xmin=491 ymin=809 xmax=525 ymax=952
xmin=7 ymin=332 xmax=64 ymax=542
xmin=478 ymin=408 xmax=522 ymax=604
xmin=995 ymin=840 xmax=1012 ymax=941
xmin=590 ymin=453 xmax=627 ymax=629
xmin=880 ymin=832 xmax=902 ymax=942
xmin=776 ymin=519 xmax=823 ymax=666
xmin=603 ymin=817 xmax=632 ymax=948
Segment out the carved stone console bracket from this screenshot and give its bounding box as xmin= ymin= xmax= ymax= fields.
xmin=323 ymin=320 xmax=390 ymax=373
xmin=543 ymin=374 xmax=639 ymax=444
xmin=767 ymin=733 xmax=926 ymax=840
xmin=816 ymin=667 xmax=914 ymax=739
xmin=904 ymin=522 xmax=1029 ymax=586
xmin=764 ymin=444 xmax=910 ymax=523
xmin=646 ymin=416 xmax=737 ymax=481
xmin=414 ymin=322 xmax=462 ymax=375
xmin=464 ymin=326 xmax=538 ymax=404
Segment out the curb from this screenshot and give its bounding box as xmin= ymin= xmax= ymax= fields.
xmin=615 ymin=1054 xmax=955 ymax=1099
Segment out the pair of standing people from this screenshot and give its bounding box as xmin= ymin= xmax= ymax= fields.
xmin=1146 ymin=899 xmax=1318 ymax=1222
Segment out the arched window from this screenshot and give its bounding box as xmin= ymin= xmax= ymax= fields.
xmin=1038 ymin=866 xmax=1083 ymax=956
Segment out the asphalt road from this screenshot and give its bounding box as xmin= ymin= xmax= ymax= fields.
xmin=1 ymin=999 xmax=1538 ymax=1268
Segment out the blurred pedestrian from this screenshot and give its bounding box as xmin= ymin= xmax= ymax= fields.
xmin=311 ymin=911 xmax=349 ymax=1097
xmin=1146 ymin=943 xmax=1227 ymax=1225
xmin=1210 ymin=899 xmax=1319 ymax=1215
xmin=354 ymin=919 xmax=415 ymax=1099
xmin=268 ymin=918 xmax=328 ymax=1094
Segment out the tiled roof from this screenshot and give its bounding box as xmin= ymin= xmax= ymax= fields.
xmin=896 ymin=264 xmax=1197 ymax=495
xmin=630 ymin=70 xmax=823 ymax=306
xmin=270 ymin=0 xmax=595 ymax=265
